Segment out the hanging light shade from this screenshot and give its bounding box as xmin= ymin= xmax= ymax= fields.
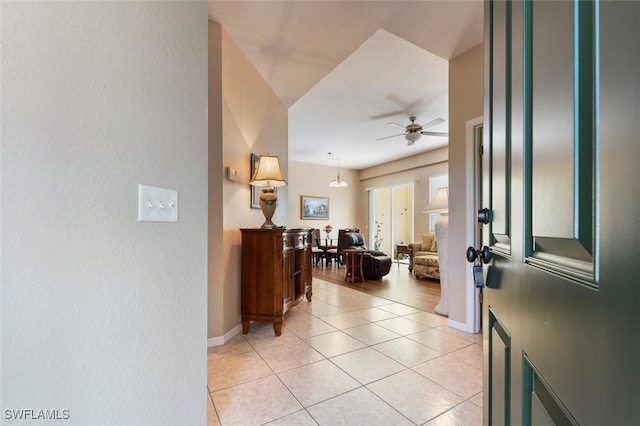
xmin=329 ymin=176 xmax=348 ymax=187
xmin=328 ymin=152 xmax=348 ymax=187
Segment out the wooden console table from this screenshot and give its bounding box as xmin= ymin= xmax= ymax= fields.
xmin=240 ymin=228 xmax=313 ymax=336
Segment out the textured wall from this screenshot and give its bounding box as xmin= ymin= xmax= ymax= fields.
xmin=448 ymin=44 xmax=484 ymax=326
xmin=1 ymin=2 xmax=208 ymax=423
xmin=208 ymin=22 xmax=225 ymax=341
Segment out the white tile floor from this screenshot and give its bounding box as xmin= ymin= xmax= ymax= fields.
xmin=208 ymin=279 xmax=483 ymax=426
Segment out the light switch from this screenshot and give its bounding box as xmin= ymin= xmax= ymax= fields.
xmin=138 ymin=184 xmax=178 ymax=222
xmin=226 ymin=166 xmax=238 ymax=181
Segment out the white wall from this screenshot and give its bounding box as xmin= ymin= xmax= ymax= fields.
xmin=1 ymin=2 xmax=208 ymax=423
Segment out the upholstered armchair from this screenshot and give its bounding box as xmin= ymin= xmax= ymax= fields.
xmin=408 ymin=232 xmax=440 ymax=280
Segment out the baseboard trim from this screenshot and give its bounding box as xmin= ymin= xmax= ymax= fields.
xmin=207 ymin=324 xmax=242 ymax=347
xmin=447 ymin=318 xmax=478 ymax=334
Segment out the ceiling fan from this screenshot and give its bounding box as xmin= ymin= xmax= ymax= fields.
xmin=377 ymin=116 xmax=448 ymax=145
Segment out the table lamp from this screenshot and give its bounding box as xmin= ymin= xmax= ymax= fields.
xmin=250 ymin=155 xmax=287 ymax=228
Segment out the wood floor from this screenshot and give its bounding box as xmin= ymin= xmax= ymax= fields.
xmin=311 ymin=259 xmax=443 ymax=316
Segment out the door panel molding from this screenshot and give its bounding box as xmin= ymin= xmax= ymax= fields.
xmin=523 ymin=0 xmax=597 ymax=286
xmin=488 ymin=308 xmax=511 ymax=425
xmin=574 ymin=0 xmax=597 ymax=256
xmin=527 ymin=252 xmax=593 ymax=287
xmin=527 ymin=237 xmax=595 ymax=287
xmin=522 ymin=353 xmax=579 ymax=426
xmin=486 ymin=0 xmax=512 ymax=258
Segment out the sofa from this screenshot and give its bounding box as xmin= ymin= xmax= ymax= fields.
xmin=408 ymin=233 xmax=440 ymax=280
xmin=338 ymin=229 xmax=392 ymax=280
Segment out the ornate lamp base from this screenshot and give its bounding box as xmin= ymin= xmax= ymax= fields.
xmin=259 ymin=188 xmax=278 ymax=228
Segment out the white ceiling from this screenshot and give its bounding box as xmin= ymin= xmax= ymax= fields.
xmin=208 ymin=1 xmax=484 ymax=170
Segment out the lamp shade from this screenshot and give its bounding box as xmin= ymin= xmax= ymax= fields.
xmin=250 ymin=155 xmax=287 ymax=187
xmin=423 ymin=187 xmax=448 ymax=213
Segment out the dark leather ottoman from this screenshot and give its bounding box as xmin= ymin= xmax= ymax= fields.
xmin=363 ymin=252 xmax=392 ymax=279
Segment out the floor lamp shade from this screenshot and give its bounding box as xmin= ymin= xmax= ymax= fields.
xmin=422 ymin=187 xmax=449 ymax=214
xmin=250 ymin=155 xmax=287 ymax=228
xmin=422 ymin=187 xmax=449 ymax=315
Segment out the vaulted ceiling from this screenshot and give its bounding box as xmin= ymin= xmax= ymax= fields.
xmin=209 ymin=1 xmax=484 ymax=169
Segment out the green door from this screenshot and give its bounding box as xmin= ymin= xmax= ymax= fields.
xmin=483 ymin=1 xmax=640 ymax=424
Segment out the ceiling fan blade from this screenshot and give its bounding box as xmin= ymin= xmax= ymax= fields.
xmin=420 ymin=117 xmax=445 ymax=129
xmin=420 ymin=131 xmax=449 ymax=137
xmin=387 ymin=122 xmax=407 ymax=130
xmin=370 ymin=110 xmax=405 ymax=120
xmin=376 ymin=133 xmax=406 ymax=141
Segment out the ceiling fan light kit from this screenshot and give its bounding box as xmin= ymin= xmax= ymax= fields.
xmin=406 ymin=131 xmax=421 ymax=144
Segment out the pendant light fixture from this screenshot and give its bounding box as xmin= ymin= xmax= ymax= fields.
xmin=328 ymin=152 xmax=348 ymax=187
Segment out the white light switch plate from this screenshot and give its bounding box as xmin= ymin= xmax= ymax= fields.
xmin=138 ymin=184 xmax=178 ymax=222
xmin=226 ymin=166 xmax=238 ymax=181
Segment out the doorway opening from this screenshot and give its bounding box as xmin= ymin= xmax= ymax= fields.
xmin=368 ymin=183 xmax=414 ymax=259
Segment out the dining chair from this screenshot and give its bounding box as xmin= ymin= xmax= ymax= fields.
xmin=310 ymin=229 xmax=324 ymax=266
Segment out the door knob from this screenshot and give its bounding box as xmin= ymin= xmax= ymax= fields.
xmin=479 ymin=246 xmax=491 ymax=263
xmin=477 ymin=208 xmax=491 ymax=224
xmin=466 ymin=245 xmax=492 ymax=264
xmin=466 ymin=246 xmax=478 ymax=263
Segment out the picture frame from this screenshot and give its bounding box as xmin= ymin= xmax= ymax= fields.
xmin=300 ymin=195 xmax=329 ymax=220
xmin=250 ymin=153 xmax=260 ymax=209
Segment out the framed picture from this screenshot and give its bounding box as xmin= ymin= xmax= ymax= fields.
xmin=301 ymin=195 xmax=329 ymax=220
xmin=250 ymin=153 xmax=260 ymax=209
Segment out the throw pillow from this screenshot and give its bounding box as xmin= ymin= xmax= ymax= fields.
xmin=421 ymin=233 xmax=435 ymax=252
